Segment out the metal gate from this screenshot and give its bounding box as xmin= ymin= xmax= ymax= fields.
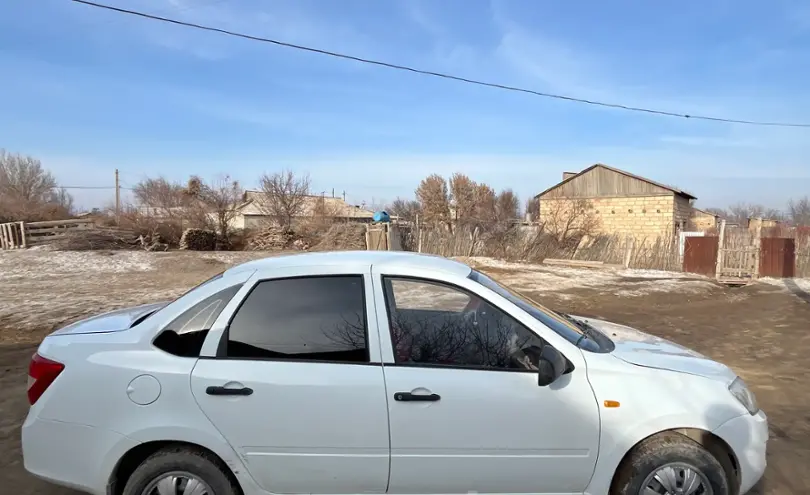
xmin=760 ymin=238 xmax=795 ymax=278
xmin=683 ymin=236 xmax=718 ymax=276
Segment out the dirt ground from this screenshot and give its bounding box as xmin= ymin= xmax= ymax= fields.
xmin=1 ymin=251 xmax=809 ymax=494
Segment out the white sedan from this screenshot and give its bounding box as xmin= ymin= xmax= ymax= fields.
xmin=23 ymin=251 xmax=767 ymax=495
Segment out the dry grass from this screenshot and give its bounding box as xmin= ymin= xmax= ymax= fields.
xmin=403 ymin=226 xmax=681 ymax=271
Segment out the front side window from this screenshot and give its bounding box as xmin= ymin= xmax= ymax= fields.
xmin=225 ymin=276 xmax=369 ymax=363
xmin=468 ymin=270 xmax=612 ymax=353
xmin=153 ymin=283 xmax=243 ymax=357
xmin=383 ymin=277 xmax=547 ymax=371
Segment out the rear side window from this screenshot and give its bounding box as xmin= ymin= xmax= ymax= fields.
xmin=224 ymin=276 xmax=368 ymax=363
xmin=153 ymin=283 xmax=243 ymax=357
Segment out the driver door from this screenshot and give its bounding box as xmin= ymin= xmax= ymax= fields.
xmin=373 ymin=275 xmax=600 ymax=494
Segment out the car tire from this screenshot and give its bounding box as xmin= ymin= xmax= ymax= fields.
xmin=612 ymin=432 xmax=729 ymax=495
xmin=122 ymin=446 xmax=240 ymax=495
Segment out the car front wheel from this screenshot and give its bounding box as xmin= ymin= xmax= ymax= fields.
xmin=122 ymin=446 xmax=239 ymax=495
xmin=612 ymin=432 xmax=729 ymax=495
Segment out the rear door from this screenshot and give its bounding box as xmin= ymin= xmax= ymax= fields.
xmin=192 ymin=264 xmax=390 ymax=494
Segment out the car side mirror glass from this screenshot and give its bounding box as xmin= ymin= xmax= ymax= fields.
xmin=537 ymin=345 xmax=567 ymax=387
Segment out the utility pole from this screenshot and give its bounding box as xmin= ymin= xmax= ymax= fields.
xmin=342 ymin=190 xmax=346 ymax=202
xmin=114 ymin=168 xmax=120 ymax=225
xmin=332 ymin=188 xmax=335 ymax=198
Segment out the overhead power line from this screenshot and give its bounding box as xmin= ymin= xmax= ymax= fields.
xmin=72 ymin=0 xmax=810 ymax=129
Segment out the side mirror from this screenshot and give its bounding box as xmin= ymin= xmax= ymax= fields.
xmin=537 ymin=345 xmax=568 ymax=387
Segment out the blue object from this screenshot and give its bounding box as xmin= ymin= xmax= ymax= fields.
xmin=373 ymin=211 xmax=391 ymax=223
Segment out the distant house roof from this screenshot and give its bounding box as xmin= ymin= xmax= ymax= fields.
xmin=535 ymin=163 xmax=697 ymax=200
xmin=692 ymin=207 xmax=720 ymax=218
xmin=239 ymin=191 xmax=374 ymax=219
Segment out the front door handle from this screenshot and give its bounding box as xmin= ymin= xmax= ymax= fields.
xmin=394 ymin=392 xmax=441 ymax=402
xmin=206 ymin=385 xmax=253 ymax=396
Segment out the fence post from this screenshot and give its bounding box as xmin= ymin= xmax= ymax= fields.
xmin=753 ymin=221 xmax=762 ymax=279
xmin=19 ymin=222 xmax=27 ymax=248
xmin=623 ymin=236 xmax=634 ymax=268
xmin=715 ymin=219 xmax=726 ymax=279
xmin=0 ymin=223 xmax=7 ymax=250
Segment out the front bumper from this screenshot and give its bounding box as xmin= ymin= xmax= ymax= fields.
xmin=712 ymin=410 xmax=769 ymax=495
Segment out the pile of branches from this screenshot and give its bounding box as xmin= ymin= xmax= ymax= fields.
xmin=312 ymin=223 xmax=366 ymax=251
xmin=51 ymin=228 xmax=140 ymax=251
xmin=179 ymin=228 xmax=217 ymax=251
xmin=245 ymin=227 xmax=301 ymax=251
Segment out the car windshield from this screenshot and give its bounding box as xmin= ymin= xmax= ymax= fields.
xmin=468 ymin=269 xmax=605 ymax=351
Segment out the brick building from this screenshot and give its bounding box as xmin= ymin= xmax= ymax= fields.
xmin=536 ymin=164 xmax=701 ymax=240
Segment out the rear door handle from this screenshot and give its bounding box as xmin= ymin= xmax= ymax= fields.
xmin=206 ymin=385 xmax=253 ymax=396
xmin=394 ymin=392 xmax=441 ymax=402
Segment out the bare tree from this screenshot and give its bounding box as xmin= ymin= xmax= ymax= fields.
xmin=259 ymin=169 xmax=311 ymax=230
xmin=187 ymin=175 xmax=243 ymax=242
xmin=788 ymin=196 xmax=810 ymax=226
xmin=0 ymin=149 xmax=58 ymax=202
xmin=415 ymin=174 xmax=450 ymax=228
xmin=132 ymin=177 xmax=188 ymax=218
xmin=387 ymin=197 xmax=421 ymax=223
xmin=449 ymin=173 xmax=478 ymax=226
xmin=0 ymin=149 xmax=73 ymax=221
xmin=472 ymin=183 xmax=497 ymax=228
xmin=727 ymin=202 xmax=784 ymax=225
xmin=525 ymin=197 xmax=540 ymax=221
xmin=541 ymin=198 xmax=600 ymax=243
xmin=495 ymin=189 xmax=519 ymax=225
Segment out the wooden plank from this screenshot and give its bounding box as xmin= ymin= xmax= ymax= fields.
xmin=4 ymin=223 xmax=14 ymax=249
xmin=715 ymin=219 xmax=726 ymax=279
xmin=27 ymin=234 xmax=70 ymax=244
xmin=25 ymin=219 xmax=94 ymax=228
xmin=543 ymin=258 xmax=605 ymax=268
xmin=0 ymin=223 xmax=8 ymax=249
xmin=19 ymin=222 xmax=26 ymax=248
xmin=26 ymin=226 xmax=91 ymax=235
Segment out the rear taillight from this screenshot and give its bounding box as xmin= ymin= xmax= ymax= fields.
xmin=27 ymin=353 xmax=64 ymax=405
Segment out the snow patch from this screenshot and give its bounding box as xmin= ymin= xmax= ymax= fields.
xmin=462 ymin=257 xmax=709 ymax=296
xmin=0 ymin=250 xmax=155 ymax=279
xmin=759 ymin=277 xmax=810 ymax=292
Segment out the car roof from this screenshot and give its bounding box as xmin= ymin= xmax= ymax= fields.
xmin=224 ymin=250 xmax=473 ymax=278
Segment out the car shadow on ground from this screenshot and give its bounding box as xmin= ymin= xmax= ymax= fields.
xmin=783 ymin=279 xmax=810 ymax=304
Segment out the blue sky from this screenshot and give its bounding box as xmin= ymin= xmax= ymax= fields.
xmin=1 ymin=0 xmax=809 ymax=210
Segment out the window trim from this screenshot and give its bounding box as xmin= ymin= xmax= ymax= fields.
xmin=213 ymin=274 xmax=374 ymax=365
xmin=380 ymin=275 xmax=555 ymax=374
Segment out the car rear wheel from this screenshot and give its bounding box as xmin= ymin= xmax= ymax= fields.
xmin=612 ymin=432 xmax=729 ymax=495
xmin=122 ymin=447 xmax=239 ymax=495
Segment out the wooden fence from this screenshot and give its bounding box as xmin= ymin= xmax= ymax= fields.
xmin=0 ymin=219 xmax=95 ymax=250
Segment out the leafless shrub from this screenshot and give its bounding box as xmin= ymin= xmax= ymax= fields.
xmin=387 ymin=197 xmax=421 ymax=224
xmin=185 ymin=175 xmax=243 ymax=245
xmin=132 ymin=177 xmax=188 ymax=219
xmin=258 ymin=169 xmax=311 ymax=230
xmin=0 ymin=149 xmax=74 ymax=222
xmin=540 ymin=198 xmax=601 ymax=243
xmin=788 ymin=197 xmax=810 ymax=227
xmin=727 ymin=202 xmax=784 ymax=225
